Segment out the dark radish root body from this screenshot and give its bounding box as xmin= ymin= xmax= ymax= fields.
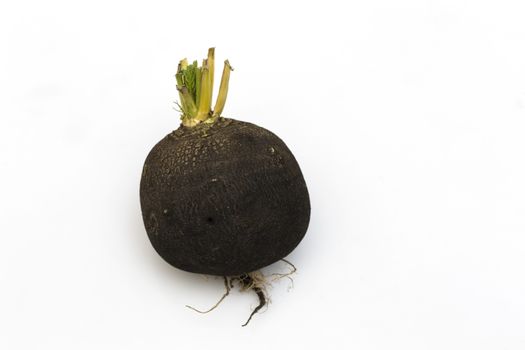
xmin=139 ymin=48 xmax=310 ymax=325
xmin=140 ymin=118 xmax=310 ymax=275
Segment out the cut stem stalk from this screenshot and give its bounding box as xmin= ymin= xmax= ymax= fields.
xmin=176 ymin=48 xmax=231 ymax=126
xmin=196 ymin=62 xmax=212 ymax=121
xmin=213 ymin=60 xmax=233 ymax=117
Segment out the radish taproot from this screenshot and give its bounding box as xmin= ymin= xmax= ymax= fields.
xmin=139 ymin=48 xmax=310 ymax=325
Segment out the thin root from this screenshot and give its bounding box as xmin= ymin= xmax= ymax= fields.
xmin=269 ymin=258 xmax=297 ymax=289
xmin=185 ymin=276 xmax=230 ymax=313
xmin=239 ymin=274 xmax=267 ymax=327
xmin=185 ymin=259 xmax=297 ymax=326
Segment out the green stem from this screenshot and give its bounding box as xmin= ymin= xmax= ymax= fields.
xmin=196 ymin=61 xmax=212 ymax=121
xmin=195 ymin=65 xmax=202 ymax=108
xmin=213 ymin=60 xmax=233 ymax=117
xmin=177 ymin=48 xmax=231 ymax=127
xmin=207 ymin=48 xmax=215 ymax=103
xmin=176 ymin=85 xmax=197 ymax=118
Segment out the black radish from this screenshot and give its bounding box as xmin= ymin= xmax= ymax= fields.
xmin=140 ymin=48 xmax=310 ymax=325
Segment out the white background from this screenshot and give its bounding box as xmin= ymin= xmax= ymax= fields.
xmin=1 ymin=0 xmax=525 ymax=349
